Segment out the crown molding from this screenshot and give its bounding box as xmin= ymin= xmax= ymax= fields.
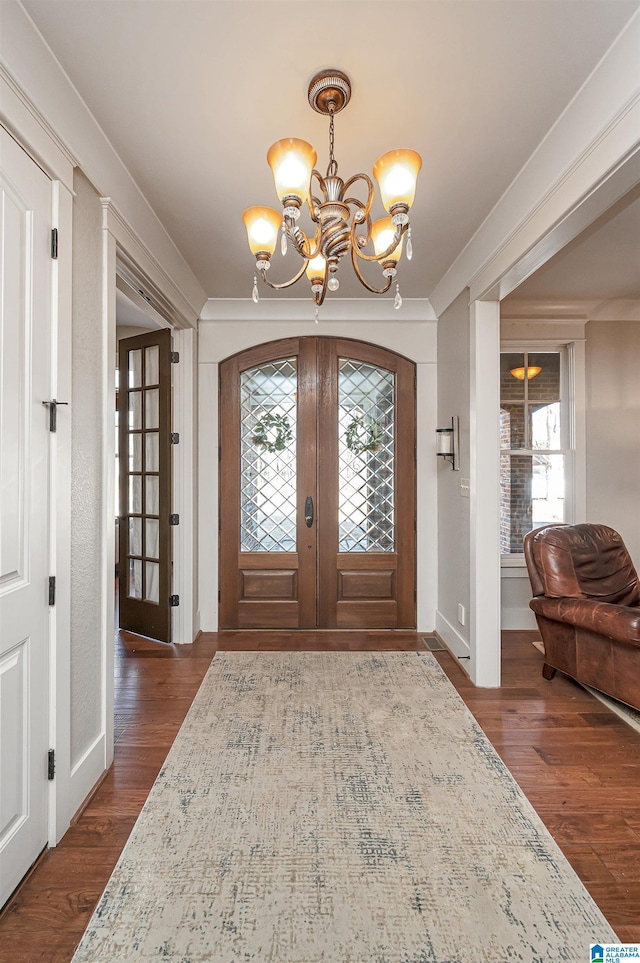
xmin=199 ymin=297 xmax=437 ymax=323
xmin=0 ymin=61 xmax=76 ymax=189
xmin=101 ymin=198 xmax=198 ymax=329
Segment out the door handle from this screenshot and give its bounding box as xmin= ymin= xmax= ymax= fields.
xmin=304 ymin=496 xmax=314 ymax=528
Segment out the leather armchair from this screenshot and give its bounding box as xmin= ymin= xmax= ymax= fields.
xmin=524 ymin=523 xmax=640 ymax=711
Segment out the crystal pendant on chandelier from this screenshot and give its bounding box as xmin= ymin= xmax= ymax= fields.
xmin=328 ymin=277 xmax=339 ymax=291
xmin=281 ymin=225 xmax=287 ymax=256
xmin=314 ymin=305 xmax=320 ymax=324
xmin=406 ymin=226 xmax=413 ymax=261
xmin=251 ymin=275 xmax=259 ymax=303
xmin=394 ymin=283 xmax=403 ymax=310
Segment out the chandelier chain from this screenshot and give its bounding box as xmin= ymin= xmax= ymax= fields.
xmin=327 ymin=109 xmax=338 ymax=177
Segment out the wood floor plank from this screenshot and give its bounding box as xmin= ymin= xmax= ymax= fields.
xmin=1 ymin=628 xmax=639 ymax=959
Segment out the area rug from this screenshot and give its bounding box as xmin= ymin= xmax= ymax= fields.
xmin=72 ymin=652 xmax=616 ymax=962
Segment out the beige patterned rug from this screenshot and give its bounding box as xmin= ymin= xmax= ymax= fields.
xmin=72 ymin=652 xmax=616 ymax=962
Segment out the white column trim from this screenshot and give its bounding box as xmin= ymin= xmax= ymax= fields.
xmin=171 ymin=328 xmax=197 ymax=643
xmin=100 ymin=220 xmax=117 ymax=774
xmin=198 ymin=363 xmax=219 ymax=631
xmin=470 ymin=300 xmax=501 ymax=687
xmin=569 ymin=340 xmax=587 ymax=523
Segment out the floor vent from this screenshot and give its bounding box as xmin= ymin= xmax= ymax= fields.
xmin=422 ymin=636 xmax=446 ymax=652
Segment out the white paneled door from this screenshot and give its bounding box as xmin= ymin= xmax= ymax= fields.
xmin=0 ymin=128 xmax=52 ymax=906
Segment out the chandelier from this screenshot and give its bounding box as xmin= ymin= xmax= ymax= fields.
xmin=242 ymin=69 xmax=422 ymax=317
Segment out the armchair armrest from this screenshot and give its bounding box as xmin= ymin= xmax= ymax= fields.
xmin=530 ymin=596 xmax=640 ymax=646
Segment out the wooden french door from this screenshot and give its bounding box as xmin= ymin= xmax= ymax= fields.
xmin=118 ymin=330 xmax=173 ymax=642
xmin=219 ymin=337 xmax=415 ymax=629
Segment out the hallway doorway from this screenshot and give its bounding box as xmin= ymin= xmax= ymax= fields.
xmin=219 ymin=338 xmax=416 ymax=629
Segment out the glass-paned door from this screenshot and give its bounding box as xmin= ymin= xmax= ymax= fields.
xmin=219 ymin=337 xmax=415 ymax=629
xmin=118 ymin=329 xmax=173 ymax=642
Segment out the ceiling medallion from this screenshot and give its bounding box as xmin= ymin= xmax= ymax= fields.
xmin=243 ymin=69 xmax=422 ymax=319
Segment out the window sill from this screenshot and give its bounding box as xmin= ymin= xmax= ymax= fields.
xmin=501 ymin=557 xmax=529 ymax=578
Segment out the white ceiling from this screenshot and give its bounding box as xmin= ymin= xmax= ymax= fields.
xmin=22 ymin=0 xmax=640 ymax=303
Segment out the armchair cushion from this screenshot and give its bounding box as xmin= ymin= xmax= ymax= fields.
xmin=530 ymin=596 xmax=640 ymax=646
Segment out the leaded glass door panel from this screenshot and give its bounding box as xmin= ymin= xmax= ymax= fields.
xmin=317 ymin=339 xmax=415 ymax=628
xmin=219 ymin=337 xmax=415 ymax=629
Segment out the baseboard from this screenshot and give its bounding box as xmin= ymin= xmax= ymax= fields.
xmin=70 ymin=766 xmax=110 ymax=824
xmin=69 ymin=732 xmax=106 ymax=820
xmin=435 ymin=610 xmax=471 ymax=662
xmin=501 ymin=609 xmax=537 ymax=630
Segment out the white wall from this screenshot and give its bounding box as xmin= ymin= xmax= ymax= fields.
xmin=436 ymin=291 xmax=471 ymax=657
xmin=586 ymin=318 xmax=640 ymax=563
xmin=198 ymin=319 xmax=438 ymax=633
xmin=70 ymin=170 xmax=105 ymax=771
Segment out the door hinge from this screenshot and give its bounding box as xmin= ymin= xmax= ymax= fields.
xmin=42 ymin=399 xmax=69 ymax=432
xmin=170 ymin=432 xmax=180 ymax=445
xmin=169 ymin=594 xmax=180 ymax=607
xmin=48 ymin=576 xmax=56 ymax=606
xmin=51 ymin=228 xmax=58 ymax=259
xmin=218 ymin=446 xmax=221 ymax=462
xmin=169 ymin=513 xmax=180 ymax=526
xmin=218 ymin=590 xmax=221 ymax=603
xmin=170 ymin=351 xmax=180 ymax=363
xmin=48 ymin=749 xmax=55 ymax=780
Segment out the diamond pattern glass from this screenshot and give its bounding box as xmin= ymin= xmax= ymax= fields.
xmin=338 ymin=359 xmax=394 ymax=552
xmin=240 ymin=358 xmax=297 ymax=552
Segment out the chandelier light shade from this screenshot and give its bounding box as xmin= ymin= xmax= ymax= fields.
xmin=242 ymin=68 xmax=422 ymax=314
xmin=242 ymin=206 xmax=282 ymax=258
xmin=371 ymin=217 xmax=404 ymax=264
xmin=267 ymin=139 xmax=317 ymax=205
xmin=372 ymin=149 xmax=423 ymax=214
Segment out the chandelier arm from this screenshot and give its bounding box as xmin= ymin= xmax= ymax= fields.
xmin=287 ymin=224 xmax=322 ymax=260
xmin=350 ymin=246 xmax=394 ymax=295
xmin=351 ymin=221 xmax=407 ymax=263
xmin=342 ymin=172 xmax=374 ymax=218
xmin=260 ymin=260 xmax=308 ymax=290
xmin=308 ymin=171 xmax=327 ymax=222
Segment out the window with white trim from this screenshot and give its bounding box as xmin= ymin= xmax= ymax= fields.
xmin=500 ymin=348 xmax=570 ymax=557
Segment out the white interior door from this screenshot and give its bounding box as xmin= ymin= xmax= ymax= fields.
xmin=0 ymin=128 xmax=52 ymax=906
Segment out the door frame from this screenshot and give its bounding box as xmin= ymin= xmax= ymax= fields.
xmin=200 ymin=322 xmax=438 ymax=634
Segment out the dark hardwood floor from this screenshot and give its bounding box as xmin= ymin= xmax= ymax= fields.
xmin=1 ymin=629 xmax=639 ymax=960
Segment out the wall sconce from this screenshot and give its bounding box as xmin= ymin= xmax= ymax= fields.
xmin=436 ymin=416 xmax=459 ymax=471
